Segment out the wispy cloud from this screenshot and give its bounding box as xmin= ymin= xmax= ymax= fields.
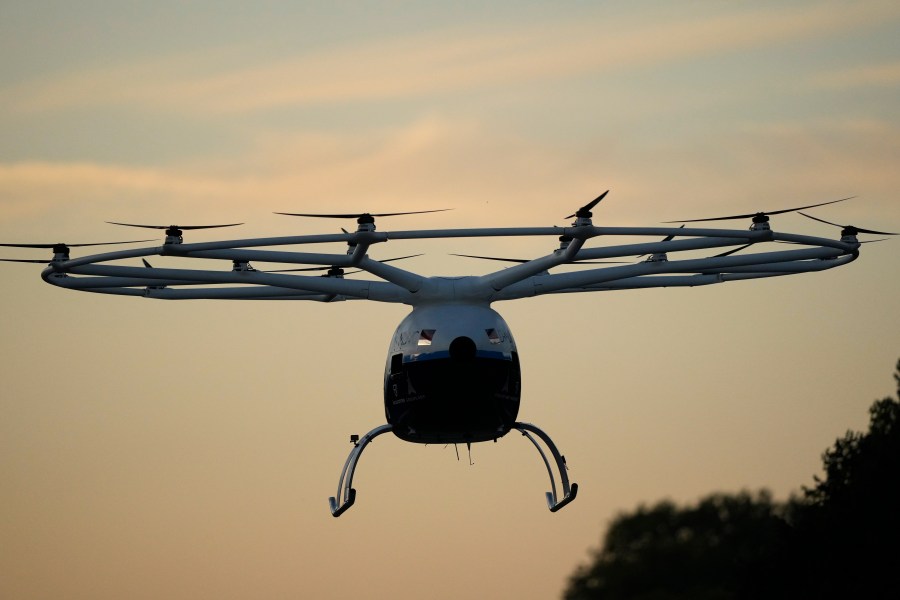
xmin=808 ymin=61 xmax=900 ymax=89
xmin=3 ymin=2 xmax=897 ymax=116
xmin=0 ymin=116 xmax=586 ymax=221
xmin=2 ymin=113 xmax=898 ymax=227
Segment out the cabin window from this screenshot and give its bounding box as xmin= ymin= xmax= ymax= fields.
xmin=390 ymin=353 xmax=403 ymax=375
xmin=486 ymin=328 xmax=502 ymax=344
xmin=417 ymin=329 xmax=435 ymax=346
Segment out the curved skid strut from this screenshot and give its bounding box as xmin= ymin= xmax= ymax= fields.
xmin=514 ymin=422 xmax=579 ymax=512
xmin=329 ymin=424 xmax=393 ymax=517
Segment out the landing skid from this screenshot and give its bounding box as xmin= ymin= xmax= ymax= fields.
xmin=328 ymin=424 xmax=393 ymax=517
xmin=328 ymin=421 xmax=577 ymax=517
xmin=512 ymin=422 xmax=578 ymax=512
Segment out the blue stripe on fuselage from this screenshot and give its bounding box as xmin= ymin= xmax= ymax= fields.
xmin=405 ymin=350 xmax=511 ymax=362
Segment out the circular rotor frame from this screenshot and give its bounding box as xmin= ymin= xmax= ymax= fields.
xmin=33 ymin=219 xmax=861 ymax=305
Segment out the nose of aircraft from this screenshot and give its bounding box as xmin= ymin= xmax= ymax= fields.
xmin=449 ymin=336 xmax=476 ymax=361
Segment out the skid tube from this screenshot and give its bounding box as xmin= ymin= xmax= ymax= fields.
xmin=328 ymin=421 xmax=577 ymax=516
xmin=328 ymin=424 xmax=394 ymax=517
xmin=513 ymin=421 xmax=578 ymax=512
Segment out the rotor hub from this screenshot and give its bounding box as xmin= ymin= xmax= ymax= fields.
xmin=232 ymin=260 xmax=255 ymax=272
xmin=750 ymin=214 xmax=771 ymax=231
xmin=573 ymin=215 xmax=593 ymax=227
xmin=839 ymin=228 xmax=859 ymax=244
xmin=164 ymin=226 xmax=184 ymax=244
xmin=355 ymin=215 xmax=376 ymax=232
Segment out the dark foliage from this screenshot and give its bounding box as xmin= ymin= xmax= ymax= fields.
xmin=789 ymin=359 xmax=900 ymax=597
xmin=564 ymin=360 xmax=900 ymax=599
xmin=565 ymin=491 xmax=791 ymax=600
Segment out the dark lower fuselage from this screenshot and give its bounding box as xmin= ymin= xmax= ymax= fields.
xmin=383 ymin=304 xmax=521 ymax=444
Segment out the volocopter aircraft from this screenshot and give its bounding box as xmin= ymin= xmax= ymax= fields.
xmin=3 ymin=192 xmax=893 ymax=517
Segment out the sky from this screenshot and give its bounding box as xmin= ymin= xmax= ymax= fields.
xmin=1 ymin=1 xmax=899 ymax=598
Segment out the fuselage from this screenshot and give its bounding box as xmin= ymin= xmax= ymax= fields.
xmin=383 ymin=304 xmax=521 ymax=443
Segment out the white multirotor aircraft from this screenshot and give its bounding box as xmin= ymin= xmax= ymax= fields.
xmin=4 ymin=192 xmax=892 ymax=516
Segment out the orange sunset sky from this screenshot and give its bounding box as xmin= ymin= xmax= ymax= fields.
xmin=1 ymin=2 xmax=899 ymax=599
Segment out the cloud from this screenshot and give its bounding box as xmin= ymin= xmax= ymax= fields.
xmin=0 ymin=160 xmax=232 ymax=198
xmin=0 ymin=160 xmax=247 ymax=225
xmin=808 ymin=61 xmax=900 ymax=89
xmin=0 ymin=116 xmax=583 ymax=221
xmin=2 ymin=112 xmax=898 ymax=230
xmin=3 ymin=2 xmax=898 ymax=116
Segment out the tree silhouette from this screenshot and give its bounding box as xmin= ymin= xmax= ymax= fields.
xmin=789 ymin=359 xmax=900 ymax=597
xmin=564 ymin=491 xmax=790 ymax=600
xmin=564 ymin=359 xmax=900 ymax=599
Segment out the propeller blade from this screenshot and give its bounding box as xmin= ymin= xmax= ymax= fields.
xmin=264 ymin=254 xmax=423 ymax=273
xmin=846 ymin=227 xmax=896 ymax=235
xmin=451 ymin=253 xmax=529 ymax=264
xmin=637 ymin=225 xmax=685 ymax=257
xmin=273 ymin=209 xmax=451 ymax=219
xmin=660 ymin=224 xmax=686 ymax=243
xmin=565 ymin=190 xmax=609 ymax=219
xmin=664 ymin=197 xmax=854 ymax=223
xmin=450 ymin=253 xmax=626 ymax=265
xmin=266 ymin=266 xmax=363 ymax=274
xmin=798 ymin=212 xmax=897 ymax=235
xmin=797 ymin=212 xmax=840 ymax=228
xmin=106 ymin=222 xmax=243 ymax=230
xmin=266 ymin=265 xmax=338 ymax=273
xmin=712 ymin=243 xmax=752 ymax=258
xmin=0 ymin=239 xmax=154 ymax=249
xmin=0 ymin=258 xmax=50 ymax=263
xmin=372 ymin=253 xmax=423 ymax=263
xmin=272 ymin=266 xmax=361 ymax=274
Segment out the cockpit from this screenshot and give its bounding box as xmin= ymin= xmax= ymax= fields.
xmin=383 ymin=305 xmax=521 ymax=443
